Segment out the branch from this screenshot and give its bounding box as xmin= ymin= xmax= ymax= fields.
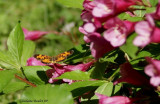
xmin=15 ymin=74 xmax=37 ymax=87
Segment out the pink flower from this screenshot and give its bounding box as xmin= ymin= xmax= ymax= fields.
xmin=96 ymin=93 xmax=133 ymax=104
xmin=27 ymin=57 xmax=45 ymax=66
xmin=150 ymin=2 xmax=160 ymax=20
xmin=79 ymin=11 xmax=102 ymax=43
xmin=103 ymin=17 xmax=135 ymax=47
xmin=92 ymin=0 xmax=115 ymax=18
xmin=114 ymin=63 xmax=149 ymax=86
xmin=79 ymin=24 xmax=103 ymax=43
xmin=83 ymin=0 xmax=95 ymax=12
xmin=83 ymin=23 xmax=96 ymax=33
xmin=133 ymin=15 xmax=160 ymax=47
xmin=46 ymin=62 xmax=93 ymax=83
xmin=92 ymin=0 xmax=139 ymax=19
xmin=150 ymin=27 xmax=160 ymax=43
xmin=114 ymin=0 xmax=140 ymax=14
xmin=81 ymin=10 xmax=93 ymax=23
xmin=133 ymin=20 xmax=152 ymax=47
xmin=23 ymin=28 xmax=49 ymax=41
xmin=145 ymin=57 xmax=160 ymax=87
xmin=88 ymin=33 xmax=115 ymax=59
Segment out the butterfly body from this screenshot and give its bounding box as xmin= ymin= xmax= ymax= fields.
xmin=34 ymin=50 xmax=73 ymax=64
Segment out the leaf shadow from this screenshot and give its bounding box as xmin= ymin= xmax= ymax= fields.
xmin=37 ymin=71 xmax=48 ymax=84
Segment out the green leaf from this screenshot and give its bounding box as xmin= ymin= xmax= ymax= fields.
xmin=3 ymin=82 xmax=26 ymax=94
xmin=91 ymin=82 xmax=114 ymax=100
xmin=7 ymin=23 xmax=24 ymax=69
xmin=149 ymin=0 xmax=158 ymax=6
xmin=146 ymin=7 xmax=156 ymax=13
xmin=120 ymin=33 xmax=139 ymax=59
xmin=142 ymin=0 xmax=152 ymax=7
xmin=101 ymin=49 xmax=125 ymax=64
xmin=61 ymin=80 xmax=106 ymax=98
xmin=137 ymin=51 xmax=151 ymax=58
xmin=63 ymin=80 xmax=106 ymax=91
xmin=118 ymin=13 xmax=143 ymax=22
xmin=20 ymin=85 xmax=73 ymax=104
xmin=0 ymin=51 xmax=19 ymax=69
xmin=90 ymin=61 xmax=107 ymax=79
xmin=113 ymin=83 xmax=122 ymax=95
xmin=131 ymin=44 xmax=160 ymax=70
xmin=101 ymin=50 xmax=119 ymax=63
xmin=21 ymin=40 xmax=35 ymax=66
xmin=56 ymin=0 xmax=84 ymax=9
xmin=133 ymin=6 xmax=146 ymax=17
xmin=23 ymin=66 xmax=51 ymax=85
xmin=139 ymin=44 xmax=160 ymax=58
xmin=90 ymin=83 xmax=121 ymax=101
xmin=0 ymin=70 xmax=15 ymax=92
xmin=95 ymin=82 xmax=113 ymax=96
xmin=55 ymin=70 xmax=91 ymax=80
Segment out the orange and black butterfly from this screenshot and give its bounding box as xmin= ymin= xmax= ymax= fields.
xmin=34 ymin=50 xmax=74 ymax=64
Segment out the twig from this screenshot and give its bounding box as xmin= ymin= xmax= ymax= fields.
xmin=15 ymin=74 xmax=37 ymax=87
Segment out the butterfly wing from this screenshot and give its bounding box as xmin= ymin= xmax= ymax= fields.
xmin=53 ymin=50 xmax=74 ymax=63
xmin=34 ymin=54 xmax=53 ymax=64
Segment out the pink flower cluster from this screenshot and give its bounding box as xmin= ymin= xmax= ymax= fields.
xmin=80 ymin=0 xmax=160 ymax=86
xmin=79 ymin=0 xmax=160 ymax=103
xmin=79 ymin=0 xmax=139 ymax=59
xmin=133 ymin=14 xmax=160 ymax=47
xmin=80 ymin=0 xmax=160 ymax=58
xmin=133 ymin=2 xmax=160 ymax=47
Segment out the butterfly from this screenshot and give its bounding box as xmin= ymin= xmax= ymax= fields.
xmin=34 ymin=50 xmax=74 ymax=64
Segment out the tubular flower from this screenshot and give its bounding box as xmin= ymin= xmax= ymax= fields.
xmin=96 ymin=93 xmax=134 ymax=104
xmin=89 ymin=33 xmax=115 ymax=59
xmin=92 ymin=0 xmax=140 ymax=20
xmin=133 ymin=15 xmax=160 ymax=47
xmin=103 ymin=17 xmax=135 ymax=47
xmin=23 ymin=28 xmax=49 ymax=41
xmin=114 ymin=63 xmax=149 ymax=86
xmin=145 ymin=57 xmax=160 ymax=87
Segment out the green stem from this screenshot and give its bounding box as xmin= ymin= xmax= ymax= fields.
xmin=108 ymin=68 xmax=120 ymax=81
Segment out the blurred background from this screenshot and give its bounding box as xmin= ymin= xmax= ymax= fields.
xmin=0 ymin=0 xmax=83 ymax=56
xmin=0 ymin=0 xmax=83 ymax=103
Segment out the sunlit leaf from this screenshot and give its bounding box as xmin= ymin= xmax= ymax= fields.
xmin=23 ymin=66 xmax=51 ymax=85
xmin=0 ymin=51 xmax=18 ymax=69
xmin=0 ymin=70 xmax=15 ymax=92
xmin=3 ymin=82 xmax=26 ymax=94
xmin=95 ymin=82 xmax=113 ymax=96
xmin=20 ymin=85 xmax=74 ymax=104
xmin=61 ymin=80 xmax=106 ymax=98
xmin=21 ymin=40 xmax=35 ymax=66
xmin=149 ymin=0 xmax=158 ymax=6
xmin=55 ymin=70 xmax=91 ymax=80
xmin=90 ymin=61 xmax=107 ymax=79
xmin=120 ymin=33 xmax=138 ymax=59
xmin=7 ymin=23 xmax=24 ymax=69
